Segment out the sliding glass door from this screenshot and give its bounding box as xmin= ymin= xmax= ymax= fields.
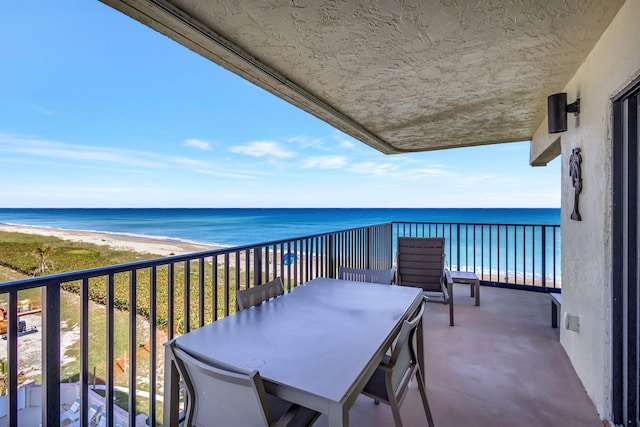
xmin=612 ymin=76 xmax=640 ymax=427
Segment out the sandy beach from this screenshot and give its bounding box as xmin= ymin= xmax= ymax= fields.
xmin=0 ymin=224 xmax=223 ymax=257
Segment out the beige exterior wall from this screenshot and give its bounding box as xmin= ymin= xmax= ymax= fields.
xmin=530 ymin=0 xmax=640 ymax=420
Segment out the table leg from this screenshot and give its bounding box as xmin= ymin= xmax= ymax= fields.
xmin=163 ymin=346 xmax=181 ymax=427
xmin=474 ymin=280 xmax=480 ymax=306
xmin=327 ymin=403 xmax=349 ymax=427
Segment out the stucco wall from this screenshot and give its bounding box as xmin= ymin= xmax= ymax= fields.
xmin=530 ymin=0 xmax=640 ymax=420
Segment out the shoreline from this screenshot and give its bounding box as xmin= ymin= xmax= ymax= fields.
xmin=0 ymin=224 xmax=223 ymax=257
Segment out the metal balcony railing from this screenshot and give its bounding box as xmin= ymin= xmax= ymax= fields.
xmin=0 ymin=220 xmax=559 ymax=426
xmin=394 ymin=222 xmax=561 ymax=290
xmin=0 ymin=223 xmax=393 ymax=426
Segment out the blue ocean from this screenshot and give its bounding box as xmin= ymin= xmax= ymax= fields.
xmin=0 ymin=208 xmax=559 ymax=247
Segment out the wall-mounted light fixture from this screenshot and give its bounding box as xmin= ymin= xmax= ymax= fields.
xmin=548 ymin=93 xmax=580 ymax=133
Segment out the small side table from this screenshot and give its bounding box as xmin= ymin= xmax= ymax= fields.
xmin=449 ymin=271 xmax=480 ymax=306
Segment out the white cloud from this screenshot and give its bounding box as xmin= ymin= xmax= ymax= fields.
xmin=0 ymin=134 xmax=163 ymax=168
xmin=173 ymin=157 xmax=206 ymax=167
xmin=348 ymin=160 xmax=452 ymax=180
xmin=229 ymin=141 xmax=295 ymax=158
xmin=464 ymin=173 xmax=498 ymax=183
xmin=0 ymin=133 xmax=207 ymax=170
xmin=195 ymin=169 xmax=253 ymax=180
xmin=184 ymin=138 xmax=211 ymax=150
xmin=338 ymin=139 xmax=355 ymax=149
xmin=303 ymin=155 xmax=347 ymax=169
xmin=29 ymin=105 xmax=54 ymax=115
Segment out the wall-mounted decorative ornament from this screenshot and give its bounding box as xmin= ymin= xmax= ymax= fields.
xmin=569 ymin=148 xmax=582 ymax=221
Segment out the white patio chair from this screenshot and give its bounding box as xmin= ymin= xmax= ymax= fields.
xmin=396 ymin=237 xmax=454 ymax=326
xmin=60 ymin=397 xmax=81 ymax=426
xmin=87 ymin=403 xmax=101 ymax=426
xmin=361 ymin=299 xmax=434 ymax=427
xmin=167 ymin=340 xmax=320 ymax=427
xmin=237 ymin=277 xmax=285 ymax=311
xmin=337 ymin=266 xmax=395 ymax=284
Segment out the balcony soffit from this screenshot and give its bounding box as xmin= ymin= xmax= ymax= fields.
xmin=101 ymin=0 xmax=625 ymax=154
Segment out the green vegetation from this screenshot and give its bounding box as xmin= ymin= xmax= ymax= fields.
xmin=0 ymin=231 xmax=250 ymax=328
xmin=0 ymin=231 xmax=154 ymax=275
xmin=0 ymin=230 xmax=253 ymax=421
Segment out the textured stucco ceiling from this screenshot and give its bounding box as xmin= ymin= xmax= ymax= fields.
xmin=102 ymin=0 xmax=625 ymax=154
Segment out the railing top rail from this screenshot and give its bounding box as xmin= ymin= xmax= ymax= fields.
xmin=392 ymin=221 xmax=560 ymax=227
xmin=0 ymin=222 xmax=392 ymax=292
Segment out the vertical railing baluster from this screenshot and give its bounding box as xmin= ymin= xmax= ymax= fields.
xmin=234 ymin=252 xmax=241 ymax=309
xmin=199 ymin=258 xmax=205 ymax=327
xmin=278 ymin=243 xmax=283 ymax=283
xmin=456 ymin=224 xmax=460 ymax=271
xmin=7 ymin=290 xmax=18 ymax=426
xmin=489 ymin=225 xmax=493 ymax=282
xmin=129 ymin=270 xmax=137 ymax=426
xmin=253 ymin=247 xmax=261 ymax=287
xmin=523 ymin=226 xmax=527 ymax=286
xmin=473 ymin=225 xmax=477 ymax=274
xmin=184 ymin=261 xmax=191 ymax=333
xmin=106 ymin=274 xmax=115 ymax=427
xmin=286 ymin=242 xmax=291 ymax=290
xmin=553 ymin=227 xmax=557 ymax=287
xmin=224 ymin=253 xmax=230 ymax=316
xmin=353 ymin=230 xmax=357 ymax=267
xmin=313 ymin=238 xmax=318 ymax=279
xmin=245 ymin=249 xmax=250 ymax=290
xmin=149 ymin=266 xmax=158 ymax=427
xmin=464 ymin=225 xmax=468 ymax=272
xmin=542 ymin=227 xmax=547 ymax=288
xmin=168 ymin=263 xmax=175 ymax=340
xmin=497 ymin=225 xmax=501 ymax=283
xmin=481 ymin=225 xmax=485 ymax=280
xmin=506 ymin=225 xmax=509 ymax=282
xmin=513 ymin=225 xmax=524 ymax=284
xmin=265 ymin=246 xmax=270 ymax=282
xmin=80 ymin=278 xmax=89 ymax=427
xmin=213 ymin=255 xmax=219 ymax=322
xmin=366 ymin=227 xmax=371 ymax=269
xmin=533 ymin=227 xmax=537 ymax=287
xmin=328 ymin=235 xmax=336 ymax=278
xmin=294 ymin=241 xmax=299 ymax=288
xmin=42 ymin=283 xmax=60 ymax=426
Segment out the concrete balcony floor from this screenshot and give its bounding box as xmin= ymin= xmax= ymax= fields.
xmin=315 ymin=284 xmax=602 ymax=427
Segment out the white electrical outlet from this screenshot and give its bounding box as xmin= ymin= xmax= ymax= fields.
xmin=564 ymin=312 xmax=580 ymax=332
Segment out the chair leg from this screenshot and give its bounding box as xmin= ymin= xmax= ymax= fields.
xmin=416 ymin=369 xmax=435 ymax=427
xmin=388 ymin=394 xmax=404 ymax=427
xmin=447 ymin=282 xmax=454 ymax=326
xmin=449 ymin=303 xmax=454 ymax=326
xmin=385 ymin=377 xmax=403 ymax=427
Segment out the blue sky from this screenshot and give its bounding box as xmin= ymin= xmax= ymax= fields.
xmin=0 ymin=2 xmax=560 ymax=208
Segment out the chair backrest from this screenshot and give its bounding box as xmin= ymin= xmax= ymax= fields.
xmin=397 ymin=237 xmax=446 ymax=292
xmin=68 ymin=398 xmax=80 ymax=413
xmin=96 ymin=412 xmax=107 ymax=427
xmin=337 ymin=266 xmax=394 ymax=284
xmin=388 ymin=300 xmax=426 ymax=393
xmin=168 ymin=340 xmax=274 ymax=427
xmin=88 ymin=403 xmax=101 ymax=424
xmin=237 ymin=277 xmax=285 ymax=311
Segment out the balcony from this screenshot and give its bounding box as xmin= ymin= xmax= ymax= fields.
xmin=0 ymin=221 xmax=594 ymax=427
xmin=317 ymin=285 xmax=600 ymax=427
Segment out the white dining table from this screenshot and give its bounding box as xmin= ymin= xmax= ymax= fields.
xmin=163 ymin=277 xmax=423 ymax=427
